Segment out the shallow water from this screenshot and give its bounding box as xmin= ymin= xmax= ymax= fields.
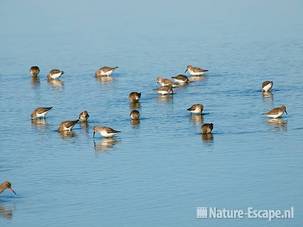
xmin=0 ymin=0 xmax=303 ymax=226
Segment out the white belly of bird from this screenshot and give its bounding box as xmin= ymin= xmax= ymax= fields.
xmin=50 ymin=72 xmax=62 ymax=79
xmin=100 ymin=131 xmax=116 ymax=138
xmin=173 ymin=78 xmax=186 ymax=84
xmin=267 ymin=111 xmax=283 ymax=119
xmin=36 ymin=112 xmax=47 ymax=118
xmin=191 ymin=108 xmax=201 ymax=114
xmin=63 ymin=126 xmax=72 ymax=131
xmin=159 ymin=81 xmax=170 ymax=86
xmin=263 ymin=83 xmax=272 ymax=92
xmin=101 ymin=70 xmax=113 ymax=76
xmin=157 ymin=90 xmax=170 ymax=95
xmin=188 ymin=69 xmax=203 ymax=76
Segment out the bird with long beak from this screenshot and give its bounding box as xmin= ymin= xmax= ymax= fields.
xmin=31 ymin=107 xmax=53 ymax=119
xmin=95 ymin=66 xmax=119 ymax=77
xmin=58 ymin=120 xmax=79 ymax=132
xmin=79 ymin=111 xmax=90 ymax=122
xmin=265 ymin=105 xmax=287 ymax=119
xmin=47 ymin=69 xmax=64 ymax=80
xmin=129 ymin=92 xmax=141 ymax=103
xmin=185 ymin=65 xmax=208 ymax=76
xmin=201 ymin=123 xmax=214 ymax=134
xmin=0 ymin=181 xmax=16 ymax=195
xmin=187 ymin=104 xmax=204 ymax=114
xmin=93 ymin=126 xmax=120 ymax=138
xmin=30 ymin=66 xmax=40 ymax=77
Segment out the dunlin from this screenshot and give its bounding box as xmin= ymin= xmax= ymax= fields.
xmin=93 ymin=126 xmax=120 ymax=138
xmin=187 ymin=104 xmax=204 ymax=114
xmin=58 ymin=120 xmax=79 ymax=132
xmin=79 ymin=111 xmax=89 ymax=122
xmin=201 ymin=123 xmax=213 ymax=134
xmin=265 ymin=105 xmax=287 ymax=118
xmin=262 ymin=81 xmax=273 ymax=92
xmin=155 ymin=85 xmax=174 ymax=95
xmin=156 ymin=77 xmax=173 ymax=87
xmin=95 ymin=66 xmax=118 ymax=77
xmin=171 ymin=74 xmax=189 ymax=84
xmin=0 ymin=181 xmax=16 ymax=195
xmin=129 ymin=92 xmax=141 ymax=103
xmin=47 ymin=69 xmax=64 ymax=80
xmin=130 ymin=110 xmax=140 ymax=120
xmin=30 ymin=66 xmax=40 ymax=77
xmin=31 ymin=107 xmax=53 ymax=119
xmin=185 ymin=65 xmax=208 ymax=76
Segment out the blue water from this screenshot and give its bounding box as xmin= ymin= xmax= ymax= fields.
xmin=0 ymin=0 xmax=303 ymax=226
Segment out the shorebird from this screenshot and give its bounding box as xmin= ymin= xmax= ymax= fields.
xmin=130 ymin=110 xmax=140 ymax=120
xmin=201 ymin=123 xmax=213 ymax=134
xmin=95 ymin=66 xmax=118 ymax=77
xmin=31 ymin=107 xmax=53 ymax=119
xmin=265 ymin=105 xmax=287 ymax=118
xmin=187 ymin=104 xmax=204 ymax=114
xmin=79 ymin=111 xmax=89 ymax=122
xmin=262 ymin=81 xmax=273 ymax=92
xmin=155 ymin=85 xmax=174 ymax=95
xmin=129 ymin=92 xmax=141 ymax=103
xmin=0 ymin=181 xmax=16 ymax=195
xmin=156 ymin=77 xmax=174 ymax=87
xmin=58 ymin=120 xmax=79 ymax=132
xmin=185 ymin=65 xmax=208 ymax=76
xmin=47 ymin=69 xmax=64 ymax=80
xmin=93 ymin=126 xmax=120 ymax=138
xmin=30 ymin=66 xmax=40 ymax=77
xmin=171 ymin=74 xmax=189 ymax=85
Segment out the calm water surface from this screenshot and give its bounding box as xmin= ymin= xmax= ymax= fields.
xmin=0 ymin=0 xmax=302 ymax=226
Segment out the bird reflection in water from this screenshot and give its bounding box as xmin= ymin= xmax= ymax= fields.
xmin=267 ymin=119 xmax=287 ymax=132
xmin=130 ymin=119 xmax=140 ymax=128
xmin=157 ymin=95 xmax=173 ymax=104
xmin=262 ymin=92 xmax=273 ymax=102
xmin=31 ymin=118 xmax=48 ymax=128
xmin=31 ymin=76 xmax=40 ymax=88
xmin=94 ymin=138 xmax=118 ymax=153
xmin=79 ymin=122 xmax=89 ymax=136
xmin=201 ymin=133 xmax=214 ymax=144
xmin=188 ymin=76 xmax=205 ymax=82
xmin=129 ymin=102 xmax=141 ymax=110
xmin=59 ymin=131 xmax=77 ymax=139
xmin=48 ymin=79 xmax=64 ymax=89
xmin=95 ymin=76 xmax=113 ymax=84
xmin=190 ymin=114 xmax=204 ymax=125
xmin=0 ymin=204 xmax=13 ymax=220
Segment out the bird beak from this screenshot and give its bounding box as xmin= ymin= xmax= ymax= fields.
xmin=9 ymin=188 xmax=16 ymax=195
xmin=184 ymin=68 xmax=188 ymax=73
xmin=93 ymin=131 xmax=95 ymax=138
xmin=285 ymin=110 xmax=288 ymax=115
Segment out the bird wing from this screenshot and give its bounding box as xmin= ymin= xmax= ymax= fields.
xmin=266 ymin=107 xmax=280 ymax=115
xmin=36 ymin=107 xmax=52 ymax=114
